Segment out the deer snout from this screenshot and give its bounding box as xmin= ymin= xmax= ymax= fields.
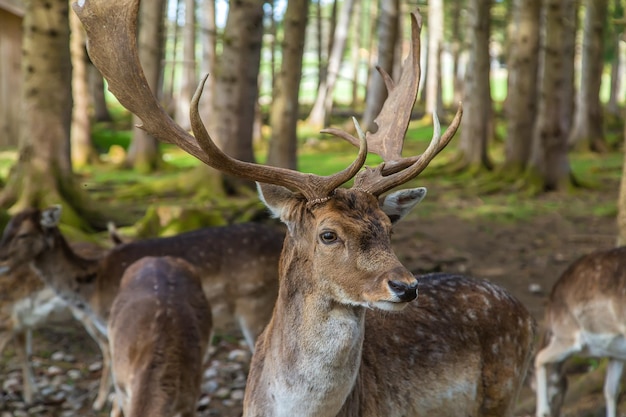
xmin=387 ymin=269 xmax=418 ymax=302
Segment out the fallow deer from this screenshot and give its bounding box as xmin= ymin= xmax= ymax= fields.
xmin=0 ymin=206 xmax=283 ymax=410
xmin=0 ymin=242 xmax=108 ymax=405
xmin=535 ymin=246 xmax=626 ymax=417
xmin=108 ymin=256 xmax=212 ymax=417
xmin=74 ymin=2 xmax=537 ymax=416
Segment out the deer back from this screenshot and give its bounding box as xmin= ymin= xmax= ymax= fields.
xmin=108 ymin=255 xmax=212 ymax=417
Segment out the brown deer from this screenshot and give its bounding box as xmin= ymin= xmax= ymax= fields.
xmin=108 ymin=256 xmax=212 ymax=417
xmin=534 ymin=246 xmax=626 ymax=417
xmin=0 ymin=242 xmax=108 ymax=405
xmin=73 ymin=2 xmax=536 ymax=416
xmin=0 ymin=206 xmax=283 ymax=410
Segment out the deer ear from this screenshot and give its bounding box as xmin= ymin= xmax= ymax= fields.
xmin=380 ymin=187 xmax=426 ymax=224
xmin=40 ymin=205 xmax=62 ymax=229
xmin=257 ymin=183 xmax=297 ymax=221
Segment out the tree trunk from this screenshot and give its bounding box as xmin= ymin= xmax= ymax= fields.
xmin=528 ymin=0 xmax=572 ymax=191
xmin=361 ymin=0 xmax=400 ymax=133
xmin=306 ymin=0 xmax=356 ymax=129
xmin=617 ymin=117 xmax=626 ymax=245
xmin=458 ymin=0 xmax=493 ymax=169
xmin=450 ymin=0 xmax=465 ymax=105
xmin=88 ymin=63 xmax=112 ymax=123
xmin=125 ymin=0 xmax=166 ymax=173
xmin=198 ymin=0 xmax=217 ymax=128
xmin=0 ymin=0 xmax=107 ymax=229
xmin=350 ymin=0 xmax=362 ymax=108
xmin=503 ymin=0 xmax=540 ymax=173
xmin=174 ymin=0 xmax=196 ymax=130
xmin=559 ymin=0 xmax=578 ymax=140
xmin=606 ymin=0 xmax=624 ymax=116
xmin=70 ymin=9 xmax=99 ymax=168
xmin=266 ymin=0 xmax=309 ymax=170
xmin=425 ymin=0 xmax=444 ymax=115
xmin=212 ymin=0 xmax=264 ymax=190
xmin=568 ymin=0 xmax=608 ymax=152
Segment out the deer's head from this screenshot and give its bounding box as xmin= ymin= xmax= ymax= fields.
xmin=0 ymin=206 xmax=62 ymax=274
xmin=73 ymin=1 xmax=462 ymax=311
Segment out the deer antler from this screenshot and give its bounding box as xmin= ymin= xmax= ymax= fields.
xmin=72 ymin=0 xmax=367 ymax=202
xmin=327 ymin=10 xmax=463 ymax=196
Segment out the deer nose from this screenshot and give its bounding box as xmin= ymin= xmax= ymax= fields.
xmin=388 ymin=278 xmax=418 ymax=302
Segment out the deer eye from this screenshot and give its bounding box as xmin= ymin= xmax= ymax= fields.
xmin=319 ymin=231 xmax=338 ymax=244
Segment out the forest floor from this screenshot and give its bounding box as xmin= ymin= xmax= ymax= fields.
xmin=0 ymin=167 xmax=624 ymax=417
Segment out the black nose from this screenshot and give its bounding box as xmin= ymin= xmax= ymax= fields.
xmin=388 ymin=279 xmax=418 ymax=302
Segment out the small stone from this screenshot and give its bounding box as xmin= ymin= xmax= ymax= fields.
xmin=88 ymin=362 xmax=102 ymax=372
xmin=230 ymin=389 xmax=245 ymax=401
xmin=202 ymin=379 xmax=219 ymax=394
xmin=66 ymin=369 xmax=82 ymax=380
xmin=227 ymin=349 xmax=250 ymax=363
xmin=51 ymin=351 xmax=65 ymax=361
xmin=528 ymin=283 xmax=543 ymax=294
xmin=214 ymin=387 xmax=231 ymax=399
xmin=47 ymin=366 xmax=63 ymax=377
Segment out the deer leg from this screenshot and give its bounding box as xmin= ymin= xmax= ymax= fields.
xmin=603 ymin=359 xmax=624 ymax=417
xmin=534 ymin=338 xmax=580 ymax=417
xmin=14 ymin=330 xmax=37 ymax=404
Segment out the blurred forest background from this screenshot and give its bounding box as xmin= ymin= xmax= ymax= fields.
xmin=0 ymin=0 xmax=624 ymax=238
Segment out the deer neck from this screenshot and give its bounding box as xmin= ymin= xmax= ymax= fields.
xmin=30 ymin=230 xmax=102 ymax=329
xmin=246 ymin=243 xmax=366 ymax=417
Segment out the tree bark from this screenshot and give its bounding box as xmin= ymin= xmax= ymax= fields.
xmin=70 ymin=9 xmax=99 ymax=168
xmin=126 ymin=0 xmax=166 ymax=173
xmin=88 ymin=63 xmax=112 ymax=123
xmin=174 ymin=0 xmax=197 ymax=130
xmin=212 ymin=0 xmax=264 ymax=192
xmin=568 ymin=0 xmax=608 ymax=152
xmin=361 ymin=0 xmax=400 ymax=133
xmin=559 ymin=0 xmax=578 ymax=140
xmin=503 ymin=0 xmax=540 ymax=173
xmin=450 ymin=0 xmax=465 ymax=105
xmin=266 ymin=0 xmax=309 ymax=170
xmin=458 ymin=0 xmax=493 ymax=169
xmin=198 ymin=0 xmax=217 ymax=128
xmin=618 ymin=116 xmax=626 ymax=245
xmin=306 ymin=0 xmax=356 ymax=128
xmin=606 ymin=0 xmax=624 ymax=116
xmin=0 ymin=0 xmax=108 ymax=228
xmin=528 ymin=0 xmax=572 ymax=191
xmin=425 ymin=0 xmax=444 ymax=115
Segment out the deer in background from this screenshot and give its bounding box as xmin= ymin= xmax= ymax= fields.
xmin=0 ymin=206 xmax=283 ymax=410
xmin=0 ymin=242 xmax=109 ymax=405
xmin=108 ymin=256 xmax=212 ymax=417
xmin=75 ymin=2 xmax=537 ymax=416
xmin=534 ymin=246 xmax=626 ymax=417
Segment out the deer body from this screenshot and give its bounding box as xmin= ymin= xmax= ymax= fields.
xmin=535 ymin=246 xmax=626 ymax=417
xmin=108 ymin=256 xmax=212 ymax=417
xmin=244 ymin=187 xmax=535 ymax=417
xmin=0 ymin=245 xmax=107 ymax=405
xmin=0 ymin=208 xmax=282 ymax=409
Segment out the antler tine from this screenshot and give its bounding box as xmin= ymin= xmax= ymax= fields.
xmin=354 ymin=104 xmax=463 ymax=196
xmin=74 ymin=0 xmax=368 ymax=202
xmin=363 ymin=10 xmax=423 ymax=162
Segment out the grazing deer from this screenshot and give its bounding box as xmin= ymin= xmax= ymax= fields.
xmin=108 ymin=256 xmax=212 ymax=417
xmin=0 ymin=206 xmax=282 ymax=410
xmin=535 ymin=246 xmax=626 ymax=417
xmin=0 ymin=242 xmax=108 ymax=405
xmin=74 ymin=2 xmax=537 ymax=416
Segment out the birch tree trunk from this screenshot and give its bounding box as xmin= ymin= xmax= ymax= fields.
xmin=503 ymin=0 xmax=540 ymax=173
xmin=306 ymin=0 xmax=356 ymax=128
xmin=425 ymin=0 xmax=443 ymax=115
xmin=458 ymin=0 xmax=492 ymax=169
xmin=528 ymin=0 xmax=572 ymax=191
xmin=568 ymin=0 xmax=609 ymax=152
xmin=70 ymin=10 xmax=99 ymax=168
xmin=266 ymin=0 xmax=309 ymax=169
xmin=126 ymin=0 xmax=166 ymax=173
xmin=361 ymin=0 xmax=400 ymax=133
xmin=174 ymin=0 xmax=197 ymax=130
